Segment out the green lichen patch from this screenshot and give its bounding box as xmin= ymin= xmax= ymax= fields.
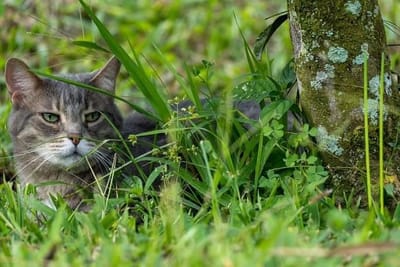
xmin=325 ymin=29 xmax=334 ymax=37
xmin=310 ymin=65 xmax=336 ymax=90
xmin=353 ymin=54 xmax=366 ymax=65
xmin=324 ymin=64 xmax=335 ymax=78
xmin=366 ymin=98 xmax=379 ymax=125
xmin=317 ymin=126 xmax=344 ymax=156
xmin=345 ymin=1 xmax=362 ymax=16
xmin=384 ymin=72 xmax=392 ymax=96
xmin=327 ymin=46 xmax=348 ymax=63
xmin=353 ymin=43 xmax=369 ymax=65
xmin=363 ymin=98 xmax=387 ymax=126
xmin=310 ymin=71 xmax=328 ymax=90
xmin=368 ymin=73 xmax=392 ymax=98
xmin=369 ymin=75 xmax=380 ymax=98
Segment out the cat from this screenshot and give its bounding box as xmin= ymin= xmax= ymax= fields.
xmin=5 ymin=56 xmax=262 ymax=210
xmin=5 ymin=57 xmax=126 ymax=209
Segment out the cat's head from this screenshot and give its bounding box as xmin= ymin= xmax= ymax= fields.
xmin=5 ymin=57 xmax=123 ymax=173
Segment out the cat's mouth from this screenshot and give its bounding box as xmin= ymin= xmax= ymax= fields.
xmin=38 ymin=140 xmax=95 ymax=168
xmin=68 ymin=150 xmax=83 ymax=158
xmin=59 ymin=151 xmax=87 ymax=170
xmin=60 ymin=149 xmax=84 ymax=161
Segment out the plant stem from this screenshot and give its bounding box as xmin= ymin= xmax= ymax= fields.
xmin=363 ymin=52 xmax=372 ymax=209
xmin=379 ymin=53 xmax=385 ymax=214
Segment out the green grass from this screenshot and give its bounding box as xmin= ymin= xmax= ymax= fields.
xmin=1 ymin=1 xmax=400 ymax=266
xmin=363 ymin=50 xmax=372 ymax=209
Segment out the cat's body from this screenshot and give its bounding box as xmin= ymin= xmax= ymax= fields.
xmin=6 ymin=57 xmax=125 ymax=208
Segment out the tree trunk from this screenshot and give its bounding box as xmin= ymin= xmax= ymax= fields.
xmin=288 ymin=0 xmax=400 ymax=208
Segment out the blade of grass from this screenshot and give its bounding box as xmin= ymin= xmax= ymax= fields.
xmin=184 ymin=63 xmax=202 ymax=109
xmin=253 ymin=130 xmax=264 ymax=202
xmin=379 ymin=53 xmax=385 ymax=215
xmin=254 ymin=12 xmax=288 ymax=61
xmin=79 ymin=0 xmax=171 ymax=122
xmin=199 ymin=140 xmax=221 ymax=224
xmin=72 ymin=40 xmax=110 ymax=53
xmin=363 ymin=52 xmax=372 ymax=209
xmin=234 ymin=13 xmax=257 ymax=74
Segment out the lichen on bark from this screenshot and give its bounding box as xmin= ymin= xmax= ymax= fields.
xmin=288 ymin=0 xmax=400 ymax=208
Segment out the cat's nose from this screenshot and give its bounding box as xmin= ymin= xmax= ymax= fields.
xmin=68 ymin=134 xmax=81 ymax=146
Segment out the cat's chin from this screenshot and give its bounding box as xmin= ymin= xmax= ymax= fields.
xmin=45 ymin=153 xmax=87 ymax=171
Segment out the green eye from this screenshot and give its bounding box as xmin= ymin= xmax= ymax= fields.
xmin=41 ymin=113 xmax=60 ymax=123
xmin=85 ymin=111 xmax=101 ymax=123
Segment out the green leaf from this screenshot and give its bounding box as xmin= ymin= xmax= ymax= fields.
xmin=306 ymin=155 xmax=318 ymax=165
xmin=254 ymin=12 xmax=288 ymax=60
xmin=144 ymin=166 xmax=164 ymax=192
xmin=393 ymin=203 xmax=400 ymax=222
xmin=309 ymin=126 xmax=319 ymax=137
xmin=326 ymin=209 xmax=350 ymax=231
xmin=260 ymin=100 xmax=293 ymax=123
xmin=72 ymin=40 xmax=110 ymax=52
xmin=384 ymin=184 xmax=395 ymax=197
xmin=278 ymin=59 xmax=296 ymax=89
xmin=233 ymin=77 xmax=282 ymax=102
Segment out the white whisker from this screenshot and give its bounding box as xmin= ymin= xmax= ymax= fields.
xmin=14 ymin=152 xmax=54 ymax=184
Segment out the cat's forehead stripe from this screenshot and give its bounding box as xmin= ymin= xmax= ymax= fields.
xmin=58 ymin=83 xmax=87 ymax=112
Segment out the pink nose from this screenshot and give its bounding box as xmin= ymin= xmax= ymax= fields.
xmin=68 ymin=134 xmax=81 ymax=145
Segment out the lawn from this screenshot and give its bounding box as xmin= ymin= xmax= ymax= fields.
xmin=0 ymin=1 xmax=399 ymax=266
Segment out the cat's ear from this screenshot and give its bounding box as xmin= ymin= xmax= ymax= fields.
xmin=5 ymin=58 xmax=42 ymax=106
xmin=90 ymin=56 xmax=121 ymax=92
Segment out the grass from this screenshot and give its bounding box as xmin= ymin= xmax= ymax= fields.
xmin=378 ymin=52 xmax=385 ymax=215
xmin=363 ymin=50 xmax=372 ymax=209
xmin=1 ymin=0 xmax=400 ymax=266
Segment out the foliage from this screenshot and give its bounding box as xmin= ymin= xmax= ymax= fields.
xmin=0 ymin=0 xmax=400 ymax=266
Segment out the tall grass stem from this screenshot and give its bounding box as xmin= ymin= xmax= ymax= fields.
xmin=378 ymin=53 xmax=385 ymax=214
xmin=363 ymin=53 xmax=372 ymax=209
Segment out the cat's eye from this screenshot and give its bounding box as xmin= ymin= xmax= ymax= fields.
xmin=41 ymin=113 xmax=60 ymax=123
xmin=85 ymin=111 xmax=101 ymax=123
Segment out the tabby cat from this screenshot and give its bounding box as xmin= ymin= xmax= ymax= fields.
xmin=5 ymin=57 xmax=129 ymax=209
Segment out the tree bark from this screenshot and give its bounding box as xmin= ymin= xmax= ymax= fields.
xmin=288 ymin=0 xmax=400 ymax=208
